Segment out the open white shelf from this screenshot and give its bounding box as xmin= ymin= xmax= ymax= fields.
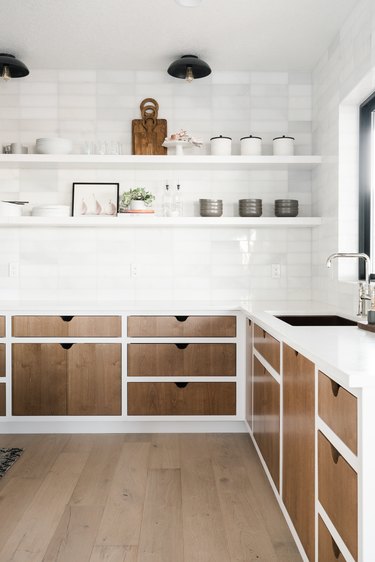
xmin=0 ymin=154 xmax=322 ymax=170
xmin=0 ymin=216 xmax=322 ymax=228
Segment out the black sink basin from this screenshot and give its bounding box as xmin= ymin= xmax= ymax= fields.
xmin=275 ymin=315 xmax=357 ymax=326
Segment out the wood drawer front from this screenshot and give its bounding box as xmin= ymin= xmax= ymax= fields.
xmin=0 ymin=316 xmax=4 ymax=337
xmin=127 ymin=315 xmax=236 ymax=337
xmin=318 ymin=516 xmax=346 ymax=562
xmin=253 ymin=356 xmax=280 ymax=489
xmin=318 ymin=431 xmax=358 ymax=560
xmin=127 ymin=382 xmax=236 ymax=416
xmin=67 ymin=343 xmax=121 ymax=416
xmin=0 ymin=344 xmax=4 ymax=377
xmin=12 ymin=343 xmax=67 ymax=416
xmin=253 ymin=324 xmax=280 ymax=373
xmin=12 ymin=315 xmax=121 ymax=337
xmin=0 ymin=384 xmax=5 ymax=416
xmin=127 ymin=343 xmax=236 ymax=377
xmin=318 ymin=371 xmax=357 ymax=454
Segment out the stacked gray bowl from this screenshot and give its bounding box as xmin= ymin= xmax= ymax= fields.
xmin=200 ymin=199 xmax=223 ymax=217
xmin=274 ymin=199 xmax=299 ymax=217
xmin=239 ymin=198 xmax=262 ymax=217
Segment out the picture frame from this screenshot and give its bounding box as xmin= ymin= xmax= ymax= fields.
xmin=72 ymin=182 xmax=119 ymax=217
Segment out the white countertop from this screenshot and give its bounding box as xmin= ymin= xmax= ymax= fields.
xmin=1 ymin=298 xmax=374 ymax=389
xmin=241 ymin=304 xmax=374 ymax=390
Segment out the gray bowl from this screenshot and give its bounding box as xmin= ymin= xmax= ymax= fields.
xmin=200 ymin=208 xmax=223 ymax=217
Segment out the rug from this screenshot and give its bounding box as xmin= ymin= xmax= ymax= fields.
xmin=0 ymin=448 xmax=23 ymax=478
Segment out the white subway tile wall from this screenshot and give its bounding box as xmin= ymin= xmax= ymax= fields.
xmin=0 ymin=70 xmax=313 ymax=302
xmin=312 ymin=0 xmax=375 ymax=313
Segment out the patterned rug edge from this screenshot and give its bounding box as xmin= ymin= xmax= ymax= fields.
xmin=0 ymin=448 xmax=23 ymax=478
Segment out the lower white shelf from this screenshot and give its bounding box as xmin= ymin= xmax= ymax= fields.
xmin=0 ymin=216 xmax=322 ymax=228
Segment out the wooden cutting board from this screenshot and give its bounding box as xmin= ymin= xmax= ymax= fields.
xmin=132 ymin=98 xmax=167 ymax=155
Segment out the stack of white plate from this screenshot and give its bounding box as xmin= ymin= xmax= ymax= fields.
xmin=31 ymin=205 xmax=71 ymax=217
xmin=35 ymin=138 xmax=72 ymax=154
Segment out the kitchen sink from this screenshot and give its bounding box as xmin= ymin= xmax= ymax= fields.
xmin=275 ymin=315 xmax=357 ymax=326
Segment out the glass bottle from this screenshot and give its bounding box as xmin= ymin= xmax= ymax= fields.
xmin=162 ymin=184 xmax=172 ymax=217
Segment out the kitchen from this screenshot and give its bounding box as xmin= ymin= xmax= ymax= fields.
xmin=0 ymin=0 xmax=374 ymax=560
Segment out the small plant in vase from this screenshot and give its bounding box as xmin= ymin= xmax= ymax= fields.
xmin=120 ymin=187 xmax=155 ymax=212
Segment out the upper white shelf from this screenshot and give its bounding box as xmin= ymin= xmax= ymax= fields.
xmin=0 ymin=216 xmax=322 ymax=228
xmin=0 ymin=154 xmax=322 ymax=170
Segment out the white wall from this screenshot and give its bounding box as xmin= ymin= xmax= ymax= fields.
xmin=312 ymin=0 xmax=375 ymax=312
xmin=0 ymin=70 xmax=313 ymax=302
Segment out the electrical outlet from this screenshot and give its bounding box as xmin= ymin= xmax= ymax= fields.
xmin=271 ymin=263 xmax=281 ymax=279
xmin=130 ymin=263 xmax=138 ymax=277
xmin=8 ymin=262 xmax=19 ymax=278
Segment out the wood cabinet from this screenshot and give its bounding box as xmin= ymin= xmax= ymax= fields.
xmin=246 ymin=318 xmax=253 ymax=429
xmin=127 ymin=382 xmax=236 ymax=415
xmin=318 ymin=516 xmax=346 ymax=562
xmin=0 ymin=316 xmax=4 ymax=337
xmin=12 ymin=344 xmax=67 ymax=415
xmin=127 ymin=343 xmax=236 ymax=377
xmin=67 ymin=344 xmax=121 ymax=415
xmin=253 ymin=356 xmax=280 ymax=489
xmin=254 ymin=324 xmax=280 ymax=373
xmin=0 ymin=384 xmax=5 ymax=416
xmin=318 ymin=431 xmax=358 ymax=560
xmin=127 ymin=315 xmax=236 ymax=337
xmin=0 ymin=344 xmax=5 ymax=377
xmin=12 ymin=315 xmax=121 ymax=337
xmin=282 ymin=343 xmax=315 ymax=562
xmin=318 ymin=371 xmax=357 ymax=454
xmin=12 ymin=343 xmax=121 ymax=416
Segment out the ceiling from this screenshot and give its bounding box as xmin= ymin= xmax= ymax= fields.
xmin=0 ymin=0 xmax=358 ymax=72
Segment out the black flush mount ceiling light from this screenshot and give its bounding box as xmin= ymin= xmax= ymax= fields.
xmin=0 ymin=53 xmax=29 ymax=81
xmin=167 ymin=54 xmax=211 ymax=83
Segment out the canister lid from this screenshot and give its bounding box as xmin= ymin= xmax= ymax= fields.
xmin=210 ymin=135 xmax=232 ymax=141
xmin=240 ymin=135 xmax=262 ymax=141
xmin=273 ymin=135 xmax=295 ymax=141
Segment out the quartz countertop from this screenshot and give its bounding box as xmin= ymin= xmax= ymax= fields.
xmin=242 ymin=304 xmax=374 ymax=389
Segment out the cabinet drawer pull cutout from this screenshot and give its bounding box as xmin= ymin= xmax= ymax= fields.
xmin=175 ymin=382 xmax=189 ymax=388
xmin=175 ymin=343 xmax=189 ymax=349
xmin=175 ymin=316 xmax=188 ymax=322
xmin=330 ymin=443 xmax=341 ymax=464
xmin=330 ymin=379 xmax=341 ymax=397
xmin=60 ymin=316 xmax=74 ymax=322
xmin=60 ymin=343 xmax=74 ymax=350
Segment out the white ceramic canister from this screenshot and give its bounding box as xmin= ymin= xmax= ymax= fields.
xmin=0 ymin=201 xmax=23 ymax=217
xmin=210 ymin=135 xmax=232 ymax=156
xmin=273 ymin=135 xmax=295 ymax=156
xmin=240 ymin=135 xmax=262 ymax=156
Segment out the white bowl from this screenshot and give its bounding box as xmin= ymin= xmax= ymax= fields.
xmin=35 ymin=137 xmax=72 ymax=155
xmin=31 ymin=205 xmax=71 ymax=217
xmin=0 ymin=201 xmax=23 ymax=217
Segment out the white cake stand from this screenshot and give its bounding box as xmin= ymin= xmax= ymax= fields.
xmin=162 ymin=140 xmax=193 ymax=155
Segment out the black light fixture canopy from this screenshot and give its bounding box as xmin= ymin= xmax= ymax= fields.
xmin=0 ymin=53 xmax=29 ymax=80
xmin=167 ymin=54 xmax=211 ymax=82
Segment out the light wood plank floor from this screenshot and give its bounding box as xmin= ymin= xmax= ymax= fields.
xmin=0 ymin=433 xmax=302 ymax=562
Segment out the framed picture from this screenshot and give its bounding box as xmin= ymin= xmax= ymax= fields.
xmin=72 ymin=182 xmax=119 ymax=217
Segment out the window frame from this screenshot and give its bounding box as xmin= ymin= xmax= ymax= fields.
xmin=358 ymin=91 xmax=375 ymax=279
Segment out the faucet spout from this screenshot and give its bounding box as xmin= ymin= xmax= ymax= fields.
xmin=326 ymin=252 xmax=371 ymax=283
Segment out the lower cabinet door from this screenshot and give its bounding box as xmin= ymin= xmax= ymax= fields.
xmin=318 ymin=431 xmax=358 ymax=560
xmin=127 ymin=382 xmax=236 ymax=416
xmin=318 ymin=516 xmax=346 ymax=562
xmin=246 ymin=319 xmax=253 ymax=429
xmin=0 ymin=344 xmax=5 ymax=377
xmin=282 ymin=343 xmax=315 ymax=562
xmin=12 ymin=343 xmax=67 ymax=415
xmin=253 ymin=356 xmax=280 ymax=489
xmin=67 ymin=344 xmax=121 ymax=416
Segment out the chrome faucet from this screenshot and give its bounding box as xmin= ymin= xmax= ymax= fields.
xmin=326 ymin=252 xmax=372 ymax=316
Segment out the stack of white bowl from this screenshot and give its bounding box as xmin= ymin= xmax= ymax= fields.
xmin=31 ymin=205 xmax=71 ymax=217
xmin=35 ymin=138 xmax=72 ymax=154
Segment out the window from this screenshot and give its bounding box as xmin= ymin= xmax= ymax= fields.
xmin=359 ymin=92 xmax=375 ymax=279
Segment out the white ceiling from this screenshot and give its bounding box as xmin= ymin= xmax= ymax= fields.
xmin=0 ymin=0 xmax=358 ymax=72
